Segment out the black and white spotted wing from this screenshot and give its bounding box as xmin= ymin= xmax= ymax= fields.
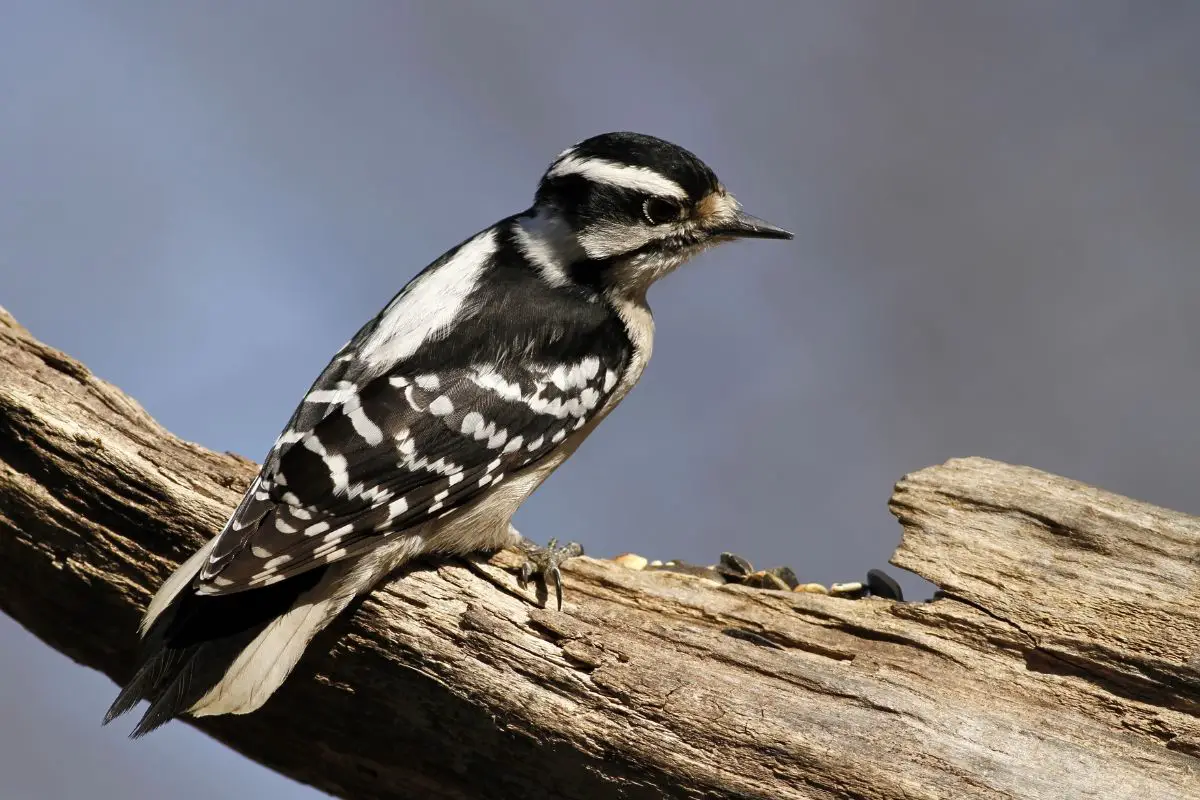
xmin=196 ymin=347 xmax=626 ymax=594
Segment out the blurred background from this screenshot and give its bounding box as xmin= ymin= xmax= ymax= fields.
xmin=2 ymin=1 xmax=1198 ymax=797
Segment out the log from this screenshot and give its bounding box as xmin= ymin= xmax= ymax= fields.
xmin=1 ymin=304 xmax=1197 ymax=800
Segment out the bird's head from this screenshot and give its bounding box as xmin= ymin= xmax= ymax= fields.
xmin=523 ymin=132 xmax=792 ymax=296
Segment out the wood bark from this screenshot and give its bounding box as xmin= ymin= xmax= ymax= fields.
xmin=0 ymin=304 xmax=1197 ymax=800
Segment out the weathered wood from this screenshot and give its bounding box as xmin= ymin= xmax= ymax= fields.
xmin=0 ymin=304 xmax=1197 ymax=800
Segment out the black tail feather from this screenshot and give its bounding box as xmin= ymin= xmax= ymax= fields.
xmin=131 ymin=650 xmax=204 ymax=738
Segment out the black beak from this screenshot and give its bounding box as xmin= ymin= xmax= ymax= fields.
xmin=708 ymin=210 xmax=794 ymax=240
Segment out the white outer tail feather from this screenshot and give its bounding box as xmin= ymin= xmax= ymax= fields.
xmin=185 ymin=534 xmax=425 ymax=718
xmin=137 ymin=533 xmax=357 ymax=718
xmin=188 ymin=565 xmax=355 ymax=717
xmin=138 ymin=512 xmax=472 ymax=719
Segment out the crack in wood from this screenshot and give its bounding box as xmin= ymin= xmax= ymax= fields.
xmin=3 ymin=308 xmax=1199 ymax=799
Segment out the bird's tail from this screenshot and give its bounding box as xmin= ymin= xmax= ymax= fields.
xmin=105 ymin=543 xmax=354 ymax=737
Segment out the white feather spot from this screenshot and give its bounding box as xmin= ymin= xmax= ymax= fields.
xmin=300 ymin=435 xmax=349 ymax=494
xmin=306 ymin=521 xmax=331 ymax=537
xmin=551 ymin=429 xmax=566 ymax=443
xmin=263 ymin=554 xmax=293 ymax=570
xmin=461 ymin=411 xmax=484 ymax=436
xmin=275 ymin=517 xmax=297 ymax=534
xmin=325 ymin=453 xmax=349 ymax=494
xmin=550 ymin=365 xmax=571 ymax=391
xmin=251 ymin=545 xmax=273 ymax=558
xmin=387 ymin=497 xmax=409 ymax=520
xmin=323 ymin=524 xmax=352 ymax=543
xmin=472 ymin=419 xmax=497 ymax=442
xmin=527 ymin=436 xmax=544 ymax=451
xmin=428 ymin=502 xmax=443 ymax=514
xmin=473 ymin=368 xmax=523 ymax=400
xmin=355 ymin=484 xmax=392 ymax=504
xmin=448 ymin=472 xmax=464 ymax=486
xmin=503 ymin=435 xmax=523 ymax=454
xmin=346 ymin=404 xmax=383 ymax=445
xmin=604 ymin=369 xmax=618 ymax=392
xmin=487 ymin=429 xmax=508 ymax=449
xmin=303 ymin=383 xmax=355 ymax=405
xmin=429 ymin=395 xmax=454 ymax=416
xmin=415 ymin=374 xmax=440 ymax=391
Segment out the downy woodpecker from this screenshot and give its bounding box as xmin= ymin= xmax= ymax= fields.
xmin=105 ymin=132 xmax=792 ymax=736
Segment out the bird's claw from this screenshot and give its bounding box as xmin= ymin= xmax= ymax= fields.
xmin=517 ymin=537 xmax=584 ymax=610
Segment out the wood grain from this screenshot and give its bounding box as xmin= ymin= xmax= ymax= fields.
xmin=1 ymin=305 xmax=1197 ymax=799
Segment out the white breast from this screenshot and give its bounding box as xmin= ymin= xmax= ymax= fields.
xmin=597 ymin=293 xmax=654 ymax=419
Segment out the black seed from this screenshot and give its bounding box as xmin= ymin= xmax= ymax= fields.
xmin=866 ymin=569 xmax=904 ymax=601
xmin=716 ymin=552 xmax=753 ymax=580
xmin=766 ymin=566 xmax=799 ymax=589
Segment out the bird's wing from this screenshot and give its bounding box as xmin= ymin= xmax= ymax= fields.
xmin=196 ymin=348 xmax=626 ymax=594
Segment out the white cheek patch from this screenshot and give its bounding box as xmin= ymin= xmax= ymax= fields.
xmin=576 ymin=222 xmax=657 ymax=260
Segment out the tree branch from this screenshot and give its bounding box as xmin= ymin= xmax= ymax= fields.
xmin=1 ymin=305 xmax=1197 ymax=799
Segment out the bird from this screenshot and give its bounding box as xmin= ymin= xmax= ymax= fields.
xmin=104 ymin=131 xmax=792 ymax=737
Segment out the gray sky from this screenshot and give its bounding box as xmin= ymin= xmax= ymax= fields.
xmin=2 ymin=2 xmax=1199 ymax=798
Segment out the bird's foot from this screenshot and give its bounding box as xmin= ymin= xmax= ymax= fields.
xmin=517 ymin=537 xmax=584 ymax=610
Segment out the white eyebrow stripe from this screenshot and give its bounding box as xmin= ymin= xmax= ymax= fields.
xmin=547 ymin=154 xmax=687 ymax=200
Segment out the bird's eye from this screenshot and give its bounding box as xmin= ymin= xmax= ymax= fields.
xmin=643 ymin=197 xmax=686 ymax=226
